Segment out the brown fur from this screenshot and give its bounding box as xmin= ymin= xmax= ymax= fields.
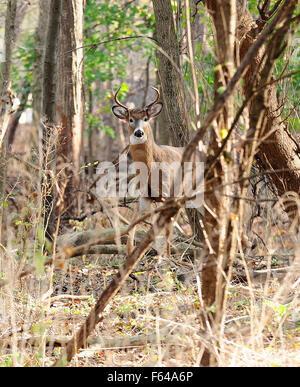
xmin=112 ymin=92 xmax=185 ymax=255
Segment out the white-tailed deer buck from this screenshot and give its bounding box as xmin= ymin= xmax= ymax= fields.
xmin=112 ymin=86 xmax=185 ymax=206
xmin=112 ymin=86 xmax=192 ymax=255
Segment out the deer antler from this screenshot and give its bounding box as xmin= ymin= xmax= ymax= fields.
xmin=146 ymin=86 xmax=160 ymax=109
xmin=113 ymin=87 xmax=128 ymax=110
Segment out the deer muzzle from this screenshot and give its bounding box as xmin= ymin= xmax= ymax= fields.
xmin=134 ymin=129 xmax=144 ymax=138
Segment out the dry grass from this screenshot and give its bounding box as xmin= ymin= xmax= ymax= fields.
xmin=0 ymin=124 xmax=299 ymax=367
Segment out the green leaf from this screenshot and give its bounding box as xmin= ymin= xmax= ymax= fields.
xmin=37 ymin=223 xmax=45 ymax=245
xmin=206 ymin=305 xmax=216 ymax=313
xmin=33 ymin=250 xmax=47 ymax=275
xmin=217 ymin=86 xmax=226 ymax=94
xmin=264 ymin=299 xmax=290 ymax=319
xmin=214 ymin=64 xmax=222 ymax=72
xmin=45 ymin=239 xmax=52 ymax=253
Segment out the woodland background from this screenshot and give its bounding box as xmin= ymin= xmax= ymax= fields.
xmin=0 ymin=0 xmax=299 ymax=367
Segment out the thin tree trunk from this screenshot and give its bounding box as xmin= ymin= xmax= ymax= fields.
xmin=191 ymin=0 xmax=204 ymax=53
xmin=0 ymin=0 xmax=17 ymax=244
xmin=153 ymin=22 xmax=169 ymax=145
xmin=152 ymin=0 xmax=204 ymax=244
xmin=56 ymin=0 xmax=85 ymax=216
xmin=0 ymin=0 xmax=17 ymax=94
xmin=8 ymin=83 xmax=30 ymax=147
xmin=41 ymin=0 xmax=61 ymax=239
xmin=43 ymin=0 xmax=61 ymax=123
xmin=197 ymin=0 xmax=237 ymax=366
xmin=152 ymin=0 xmax=190 ymax=147
xmin=33 ymin=0 xmax=50 ymax=128
xmin=142 ymin=55 xmax=151 ymax=107
xmin=87 ymin=88 xmax=94 ymax=181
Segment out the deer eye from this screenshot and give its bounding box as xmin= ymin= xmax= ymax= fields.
xmin=129 ymin=118 xmax=134 ymax=124
xmin=144 ymin=117 xmax=148 ymax=122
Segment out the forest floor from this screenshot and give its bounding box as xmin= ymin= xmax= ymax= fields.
xmin=1 ymin=208 xmax=299 ymax=367
xmin=1 ymin=247 xmax=299 ymax=367
xmin=0 ymin=125 xmax=299 ymax=367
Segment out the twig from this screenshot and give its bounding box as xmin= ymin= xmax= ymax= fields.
xmin=8 ymin=151 xmax=40 ymax=171
xmin=0 ymin=326 xmax=192 ymax=352
xmin=257 ymin=0 xmax=282 ymax=22
xmin=65 ymin=241 xmax=196 ymax=258
xmin=62 ymin=36 xmax=157 ymax=57
xmin=252 ymin=266 xmax=300 ymax=275
xmin=43 ymin=295 xmax=91 ymax=305
xmin=221 ymin=194 xmax=278 ymax=203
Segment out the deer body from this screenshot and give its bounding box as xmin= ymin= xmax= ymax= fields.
xmin=130 ymin=130 xmax=184 ymax=174
xmin=112 ymin=87 xmax=185 ymax=254
xmin=112 ymin=88 xmax=184 ymax=204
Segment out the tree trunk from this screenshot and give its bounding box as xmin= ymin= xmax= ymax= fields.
xmin=0 ymin=0 xmax=17 ymax=244
xmin=8 ymin=82 xmax=30 ymax=147
xmin=153 ymin=20 xmax=170 ymax=146
xmin=152 ymin=0 xmax=205 ymax=243
xmin=41 ymin=0 xmax=61 ymax=239
xmin=0 ymin=0 xmax=17 ymax=94
xmin=191 ymin=0 xmax=205 ymax=53
xmin=42 ymin=0 xmax=61 ymax=123
xmin=201 ymin=0 xmax=299 ymax=366
xmin=87 ymin=88 xmax=95 ymax=181
xmin=152 ymin=0 xmax=190 ymax=147
xmin=56 ymin=0 xmax=85 ymax=216
xmin=196 ymin=0 xmax=238 ymax=366
xmin=33 ymin=0 xmax=50 ymax=128
xmin=236 ymin=1 xmax=300 ymax=203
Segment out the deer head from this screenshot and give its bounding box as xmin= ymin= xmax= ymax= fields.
xmin=112 ymin=87 xmax=163 ymax=145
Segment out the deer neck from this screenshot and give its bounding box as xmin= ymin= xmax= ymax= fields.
xmin=129 ymin=129 xmax=159 ymax=170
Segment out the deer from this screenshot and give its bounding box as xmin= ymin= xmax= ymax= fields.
xmin=112 ymin=86 xmax=185 ymax=197
xmin=112 ymin=86 xmax=200 ymax=255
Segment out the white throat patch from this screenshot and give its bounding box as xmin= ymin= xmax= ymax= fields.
xmin=130 ymin=133 xmax=148 ymax=145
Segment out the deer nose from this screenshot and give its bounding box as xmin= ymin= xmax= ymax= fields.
xmin=134 ymin=129 xmax=144 ymax=138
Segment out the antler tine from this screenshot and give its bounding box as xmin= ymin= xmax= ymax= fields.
xmin=146 ymin=86 xmax=160 ymax=108
xmin=113 ymin=86 xmax=128 ymax=110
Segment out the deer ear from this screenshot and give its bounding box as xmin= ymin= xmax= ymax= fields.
xmin=147 ymin=102 xmax=163 ymax=118
xmin=112 ymin=106 xmax=128 ymax=120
